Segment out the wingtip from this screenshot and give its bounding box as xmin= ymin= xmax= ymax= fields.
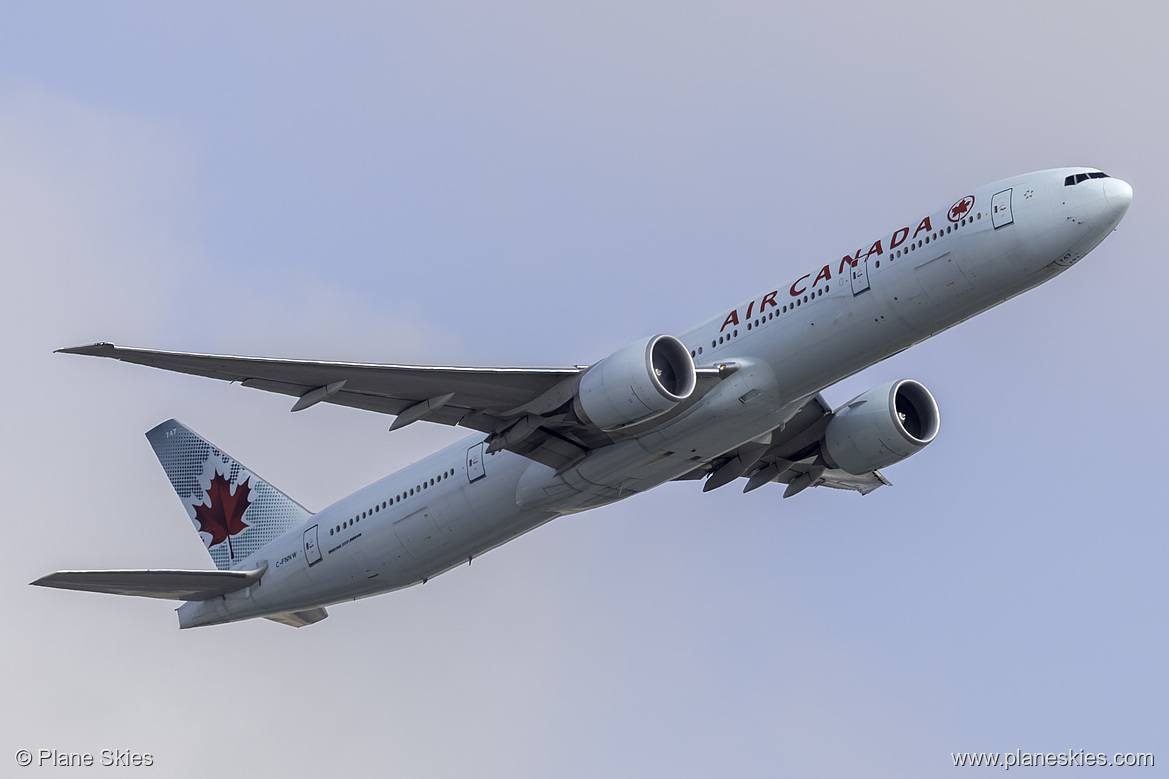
xmin=55 ymin=342 xmax=117 ymax=356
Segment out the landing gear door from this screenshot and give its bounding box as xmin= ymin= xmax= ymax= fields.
xmin=992 ymin=188 xmax=1014 ymax=229
xmin=466 ymin=442 xmax=486 ymax=483
xmin=303 ymin=525 xmax=322 ymax=566
xmin=850 ymin=257 xmax=870 ymax=295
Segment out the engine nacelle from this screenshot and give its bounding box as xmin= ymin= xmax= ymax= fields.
xmin=822 ymin=379 xmax=940 ymax=474
xmin=575 ymin=335 xmax=697 ymax=431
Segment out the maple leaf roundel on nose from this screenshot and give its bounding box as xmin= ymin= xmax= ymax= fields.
xmin=948 ymin=195 xmax=975 ymax=223
xmin=193 ymin=471 xmax=252 ymax=548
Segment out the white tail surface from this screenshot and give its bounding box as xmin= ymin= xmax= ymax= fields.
xmin=146 ymin=420 xmax=311 ymax=570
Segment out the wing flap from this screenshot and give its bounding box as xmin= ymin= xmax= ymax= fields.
xmin=31 ymin=566 xmax=266 ymax=601
xmin=813 ymin=468 xmax=891 ymax=495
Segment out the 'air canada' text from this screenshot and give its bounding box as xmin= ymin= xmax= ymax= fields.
xmin=718 ymin=210 xmax=952 ymax=332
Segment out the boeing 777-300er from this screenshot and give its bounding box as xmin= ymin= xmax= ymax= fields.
xmin=34 ymin=167 xmax=1132 ymax=628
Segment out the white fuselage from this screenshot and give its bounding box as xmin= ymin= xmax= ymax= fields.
xmin=178 ymin=168 xmax=1130 ymax=628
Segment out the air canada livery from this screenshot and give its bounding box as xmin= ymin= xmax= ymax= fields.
xmin=34 ymin=167 xmax=1132 ymax=628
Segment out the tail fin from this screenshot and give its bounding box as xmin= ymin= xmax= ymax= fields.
xmin=146 ymin=420 xmax=311 ymax=570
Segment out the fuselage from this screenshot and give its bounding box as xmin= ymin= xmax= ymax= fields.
xmin=178 ymin=167 xmax=1132 ymax=628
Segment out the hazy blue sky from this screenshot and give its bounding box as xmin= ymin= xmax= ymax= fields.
xmin=3 ymin=3 xmax=1164 ymax=776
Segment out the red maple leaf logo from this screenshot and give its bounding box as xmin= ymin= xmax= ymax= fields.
xmin=948 ymin=196 xmax=974 ymax=222
xmin=193 ymin=471 xmax=251 ymax=560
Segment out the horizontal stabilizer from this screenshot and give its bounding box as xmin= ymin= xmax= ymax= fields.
xmin=265 ymin=607 xmax=329 ymax=628
xmin=31 ymin=565 xmax=266 ymax=601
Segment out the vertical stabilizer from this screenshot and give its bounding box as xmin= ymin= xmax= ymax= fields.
xmin=146 ymin=420 xmax=311 ymax=570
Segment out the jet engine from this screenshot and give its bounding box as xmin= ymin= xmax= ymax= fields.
xmin=575 ymin=335 xmax=697 ymax=431
xmin=822 ymin=379 xmax=940 ymax=474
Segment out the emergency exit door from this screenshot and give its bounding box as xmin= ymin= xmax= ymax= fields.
xmin=303 ymin=525 xmax=322 ymax=566
xmin=991 ymin=189 xmax=1014 ymax=229
xmin=466 ymin=442 xmax=486 ymax=482
xmin=850 ymin=257 xmax=870 ymax=295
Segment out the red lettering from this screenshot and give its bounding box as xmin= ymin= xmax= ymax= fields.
xmin=745 ymin=300 xmax=755 ymax=319
xmin=790 ymin=274 xmax=810 ymax=297
xmin=889 ymin=226 xmax=909 ymax=248
xmin=864 ymin=239 xmax=884 ymax=260
xmin=813 ymin=264 xmax=832 ymax=285
xmin=838 ymin=254 xmax=857 ymax=275
xmin=720 ymin=310 xmax=740 ymax=332
xmin=912 ymin=216 xmax=932 ymax=239
xmin=759 ymin=291 xmax=779 ymax=311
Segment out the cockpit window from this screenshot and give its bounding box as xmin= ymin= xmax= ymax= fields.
xmin=1065 ymin=171 xmax=1111 ymax=186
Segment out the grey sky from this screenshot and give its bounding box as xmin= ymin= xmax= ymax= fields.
xmin=2 ymin=3 xmax=1164 ymax=776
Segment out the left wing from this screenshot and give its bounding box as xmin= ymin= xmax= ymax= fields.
xmin=58 ymin=342 xmax=726 ymax=472
xmin=675 ymin=394 xmax=891 ymax=497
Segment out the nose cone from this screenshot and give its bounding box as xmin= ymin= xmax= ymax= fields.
xmin=1104 ymin=177 xmax=1133 ymax=216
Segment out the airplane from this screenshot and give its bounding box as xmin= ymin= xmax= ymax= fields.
xmin=33 ymin=167 xmax=1132 ymax=628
